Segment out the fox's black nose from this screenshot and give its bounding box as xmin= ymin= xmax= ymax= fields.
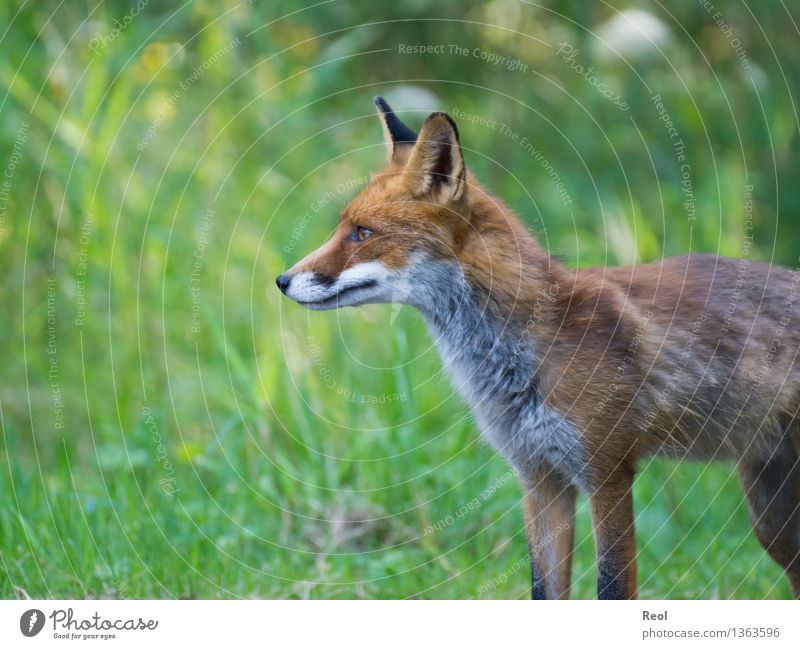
xmin=276 ymin=274 xmax=291 ymax=292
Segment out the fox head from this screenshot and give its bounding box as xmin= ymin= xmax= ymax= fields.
xmin=276 ymin=97 xmax=473 ymax=312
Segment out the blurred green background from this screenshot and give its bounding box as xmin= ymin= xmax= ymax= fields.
xmin=1 ymin=0 xmax=799 ymax=598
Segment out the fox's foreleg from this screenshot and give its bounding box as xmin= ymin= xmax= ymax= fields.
xmin=589 ymin=470 xmax=638 ymax=599
xmin=522 ymin=468 xmax=577 ymax=599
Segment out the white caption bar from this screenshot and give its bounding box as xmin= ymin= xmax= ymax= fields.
xmin=0 ymin=600 xmax=797 ymax=648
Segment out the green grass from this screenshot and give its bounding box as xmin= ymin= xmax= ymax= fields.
xmin=1 ymin=441 xmax=791 ymax=598
xmin=1 ymin=0 xmax=799 ymax=598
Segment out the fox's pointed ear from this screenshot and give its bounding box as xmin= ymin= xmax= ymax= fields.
xmin=374 ymin=96 xmax=417 ymax=162
xmin=404 ymin=112 xmax=466 ymax=203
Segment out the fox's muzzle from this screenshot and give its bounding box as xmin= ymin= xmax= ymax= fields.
xmin=275 ymin=261 xmax=402 ymax=311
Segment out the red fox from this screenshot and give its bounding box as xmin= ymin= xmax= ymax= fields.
xmin=276 ymin=97 xmax=800 ymax=599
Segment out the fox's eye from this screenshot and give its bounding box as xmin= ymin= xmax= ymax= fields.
xmin=353 ymin=225 xmax=373 ymax=242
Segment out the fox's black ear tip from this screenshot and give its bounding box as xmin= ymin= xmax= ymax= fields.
xmin=427 ymin=111 xmax=459 ymax=134
xmin=374 ymin=95 xmax=418 ymax=146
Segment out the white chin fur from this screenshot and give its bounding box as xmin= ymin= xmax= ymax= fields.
xmin=285 ymin=261 xmax=397 ymax=311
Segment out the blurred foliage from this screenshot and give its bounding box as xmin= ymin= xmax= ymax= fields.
xmin=0 ymin=0 xmax=797 ymax=597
